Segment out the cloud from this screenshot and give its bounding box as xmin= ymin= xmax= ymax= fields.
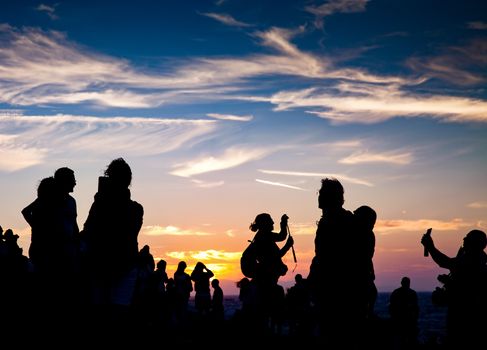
xmin=201 ymin=12 xmax=252 ymax=27
xmin=258 ymin=169 xmax=373 ymax=186
xmin=165 ymin=249 xmax=241 ymax=261
xmin=0 ymin=113 xmax=217 ymax=167
xmin=2 ymin=23 xmax=485 ymax=128
xmin=190 ymin=179 xmax=225 ymax=188
xmin=171 ymin=147 xmax=272 ymax=177
xmin=142 ymin=225 xmax=215 ymax=236
xmin=37 ymin=4 xmax=58 ymax=20
xmin=207 ymin=113 xmax=253 ymax=121
xmin=260 ymin=84 xmax=487 ymax=124
xmin=255 ymin=179 xmax=306 ymax=190
xmin=375 ymin=218 xmax=471 ymax=234
xmin=339 ymin=150 xmax=413 ymax=165
xmin=407 ymin=39 xmax=487 ymax=86
xmin=467 ymin=21 xmax=487 ymax=30
xmin=0 ymin=134 xmax=47 ymax=171
xmin=467 ymin=201 xmax=487 ymax=209
xmin=305 ymin=0 xmax=369 ymax=29
xmin=0 ymin=24 xmax=412 ymax=110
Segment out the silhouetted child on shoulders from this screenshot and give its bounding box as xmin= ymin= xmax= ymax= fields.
xmin=354 ymin=205 xmax=378 ymax=320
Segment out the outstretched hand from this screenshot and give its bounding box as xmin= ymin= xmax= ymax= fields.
xmin=421 ymin=231 xmax=434 ymax=249
xmin=281 ymin=214 xmax=289 ymax=223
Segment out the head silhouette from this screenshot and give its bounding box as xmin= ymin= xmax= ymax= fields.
xmin=194 ymin=261 xmax=205 ymax=271
xmin=37 ymin=176 xmax=56 ymax=198
xmin=318 ymin=178 xmax=344 ymax=211
xmin=211 ymin=278 xmax=220 ymax=288
xmin=177 ymin=261 xmax=187 ymax=272
xmin=157 ymin=259 xmax=167 ymax=270
xmin=354 ymin=205 xmax=377 ymax=231
xmin=401 ymin=276 xmax=411 ymax=288
xmin=463 ymin=229 xmax=487 ymax=252
xmin=249 ymin=213 xmax=274 ymax=232
xmin=104 ymin=158 xmax=132 ymax=189
xmin=54 ymin=167 xmax=76 ymax=193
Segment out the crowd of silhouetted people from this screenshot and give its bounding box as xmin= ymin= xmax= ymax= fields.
xmin=0 ymin=158 xmax=485 ymax=349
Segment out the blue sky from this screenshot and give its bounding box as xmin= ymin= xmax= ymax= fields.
xmin=1 ymin=0 xmax=486 ymax=293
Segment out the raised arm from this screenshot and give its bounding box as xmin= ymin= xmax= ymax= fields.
xmin=421 ymin=231 xmax=454 ymax=269
xmin=274 ymin=214 xmax=289 ymax=242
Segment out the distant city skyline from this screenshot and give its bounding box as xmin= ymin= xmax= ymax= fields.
xmin=1 ymin=0 xmax=486 ymax=294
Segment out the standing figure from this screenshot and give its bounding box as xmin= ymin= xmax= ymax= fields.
xmin=80 ymin=158 xmax=144 ymax=332
xmin=22 ymin=168 xmax=80 ymax=331
xmin=307 ymin=178 xmax=360 ymax=347
xmin=210 ymin=278 xmax=224 ymax=322
xmin=389 ymin=276 xmax=420 ymax=349
xmin=421 ymin=229 xmax=487 ymax=349
xmin=248 ymin=212 xmax=294 ymax=332
xmin=173 ymin=260 xmax=193 ymax=326
xmin=191 ymin=261 xmax=214 ymax=317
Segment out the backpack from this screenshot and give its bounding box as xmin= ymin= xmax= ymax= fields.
xmin=240 ymin=240 xmax=258 ymax=278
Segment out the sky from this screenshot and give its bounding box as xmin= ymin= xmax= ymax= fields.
xmin=0 ymin=0 xmax=486 ymax=295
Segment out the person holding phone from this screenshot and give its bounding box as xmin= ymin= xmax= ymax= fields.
xmin=80 ymin=158 xmax=144 ymax=333
xmin=421 ymin=229 xmax=487 ymax=349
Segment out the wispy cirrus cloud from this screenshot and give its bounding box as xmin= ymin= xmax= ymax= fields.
xmin=255 ymin=179 xmax=306 ymax=191
xmin=305 ymin=0 xmax=370 ymax=29
xmin=375 ymin=218 xmax=471 ymax=234
xmin=0 ymin=134 xmax=47 ymax=171
xmin=258 ymin=169 xmax=373 ymax=186
xmin=255 ymin=83 xmax=487 ymax=124
xmin=37 ymin=4 xmax=58 ymax=20
xmin=2 ymin=23 xmax=485 ymax=127
xmin=0 ymin=113 xmax=217 ymax=171
xmin=171 ymin=147 xmax=272 ymax=177
xmin=0 ymin=24 xmax=413 ymax=110
xmin=407 ymin=38 xmax=487 ymax=86
xmin=467 ymin=201 xmax=487 ymax=209
xmin=190 ymin=179 xmax=225 ymax=188
xmin=207 ymin=113 xmax=253 ymax=121
xmin=339 ymin=150 xmax=413 ymax=165
xmin=201 ymin=12 xmax=252 ymax=27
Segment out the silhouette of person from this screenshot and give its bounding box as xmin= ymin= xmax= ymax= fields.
xmin=146 ymin=259 xmax=170 ymax=325
xmin=286 ymin=273 xmax=312 ymax=336
xmin=421 ymin=229 xmax=487 ymax=349
xmin=235 ymin=277 xmax=255 ymax=320
xmin=210 ymin=278 xmax=224 ymax=322
xmin=80 ymin=158 xmax=144 ymax=333
xmin=248 ymin=213 xmax=294 ymax=333
xmin=354 ymin=205 xmax=378 ymax=320
xmin=307 ymin=178 xmax=360 ymax=347
xmin=22 ymin=170 xmax=80 ymax=330
xmin=53 ymin=167 xmax=80 ymax=273
xmin=389 ymin=276 xmax=419 ymax=349
xmin=22 ymin=176 xmax=58 ymax=273
xmin=173 ymin=260 xmax=193 ymax=326
xmin=0 ymin=228 xmax=30 ymax=331
xmin=133 ymin=244 xmax=156 ymax=323
xmin=190 ymin=261 xmax=214 ymax=317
